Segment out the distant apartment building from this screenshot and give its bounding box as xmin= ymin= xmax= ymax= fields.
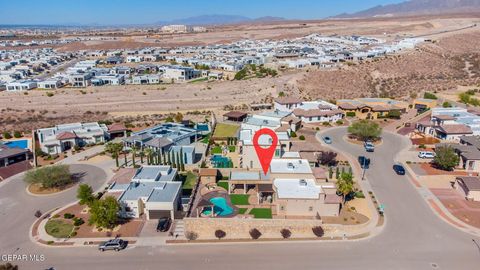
xmin=161 ymin=25 xmax=192 ymax=33
xmin=36 ymin=122 xmax=109 ymax=155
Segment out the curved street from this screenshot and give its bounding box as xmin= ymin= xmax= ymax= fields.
xmin=1 ymin=128 xmax=480 ymax=269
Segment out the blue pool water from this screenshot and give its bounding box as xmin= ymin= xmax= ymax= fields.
xmin=4 ymin=140 xmax=28 ymax=149
xmin=210 ymin=155 xmax=232 ymax=168
xmin=203 ymin=197 xmax=233 ymax=216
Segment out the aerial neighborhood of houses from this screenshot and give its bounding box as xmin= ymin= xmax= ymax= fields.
xmin=0 ymin=33 xmax=427 ymax=91
xmin=2 ymin=24 xmax=480 ymax=254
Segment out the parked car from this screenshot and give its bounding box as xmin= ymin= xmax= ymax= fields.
xmin=98 ymin=239 xmax=127 ymax=252
xmin=418 ymin=151 xmax=435 ymax=159
xmin=156 ymin=217 xmax=171 ymax=232
xmin=322 ymin=136 xmax=332 ymax=144
xmin=358 ymin=156 xmax=371 ymax=169
xmin=364 ymin=141 xmax=375 ymax=152
xmin=393 ymin=164 xmax=406 ymax=175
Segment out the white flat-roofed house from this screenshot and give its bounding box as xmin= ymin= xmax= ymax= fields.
xmin=162 ymin=66 xmax=201 ymax=82
xmin=91 ymin=74 xmax=125 ymax=86
xmin=36 ymin=122 xmax=109 ymax=155
xmin=239 ymin=130 xmax=290 ymax=169
xmin=129 ymin=74 xmax=161 ymax=85
xmin=69 ymin=72 xmax=92 ymax=88
xmin=274 ymin=178 xmax=340 ymax=218
xmin=126 ymin=55 xmax=144 ymax=63
xmin=108 ymin=165 xmax=182 ymax=220
xmin=37 ymin=79 xmax=63 ymax=89
xmin=6 ymin=80 xmax=37 ymax=91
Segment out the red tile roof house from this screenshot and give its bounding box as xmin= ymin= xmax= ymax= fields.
xmin=36 ymin=122 xmax=110 ymax=155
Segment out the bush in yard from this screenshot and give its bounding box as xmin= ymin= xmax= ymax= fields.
xmin=24 ymin=165 xmax=73 ymax=189
xmin=185 ymin=231 xmax=198 ymax=241
xmin=387 ymin=110 xmax=401 ymax=119
xmin=214 ymin=229 xmax=226 ymax=240
xmin=299 ymin=135 xmax=306 ymax=141
xmin=64 ymin=213 xmax=75 ymax=219
xmin=317 ymin=151 xmax=338 ymax=167
xmin=280 ymin=228 xmax=292 ymax=239
xmin=312 ymin=226 xmax=325 ymax=237
xmin=73 ymin=217 xmax=85 ymax=226
xmin=423 ymin=92 xmax=437 ymax=100
xmin=13 ymin=131 xmax=22 ymax=138
xmin=290 ymin=131 xmax=297 ymax=138
xmin=77 ymin=184 xmax=96 ymax=206
xmin=348 ymin=120 xmax=382 ymax=141
xmin=88 ymin=196 xmax=120 ymax=229
xmin=2 ymin=131 xmax=12 ymax=139
xmin=433 ymin=146 xmax=459 ymax=171
xmin=249 ymin=228 xmax=262 ymax=240
xmin=346 ymin=112 xmax=356 ymax=117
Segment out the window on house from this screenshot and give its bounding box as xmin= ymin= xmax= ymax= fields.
xmin=309 ymin=206 xmax=313 ymax=211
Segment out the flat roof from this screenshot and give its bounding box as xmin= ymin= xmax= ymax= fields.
xmin=274 ymin=178 xmax=322 ymax=199
xmin=270 ymin=159 xmax=312 ymax=174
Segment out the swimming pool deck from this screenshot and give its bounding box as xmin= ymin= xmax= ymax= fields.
xmin=194 ymin=190 xmax=239 ymax=218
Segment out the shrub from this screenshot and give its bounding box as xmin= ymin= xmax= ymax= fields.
xmin=336 ymin=120 xmax=344 ymax=125
xmin=423 ymin=92 xmax=437 ymax=100
xmin=13 ymin=131 xmax=22 ymax=138
xmin=64 ymin=213 xmax=75 ymax=219
xmin=249 ymin=228 xmax=262 ymax=240
xmin=185 ymin=231 xmax=198 ymax=241
xmin=46 ymin=92 xmax=54 ymax=97
xmin=312 ymin=226 xmax=324 ymax=237
xmin=73 ymin=217 xmax=85 ymax=226
xmin=52 ymin=214 xmax=60 ymax=218
xmin=299 ymin=135 xmax=306 ymax=141
xmin=25 ymin=165 xmax=73 ymax=189
xmin=47 ymin=241 xmax=54 ymax=245
xmin=290 ymin=131 xmax=297 ymax=138
xmin=280 ymin=228 xmax=291 ymax=239
xmin=214 ymin=229 xmax=226 ymax=240
xmin=346 ymin=112 xmax=356 ymax=117
xmin=2 ymin=131 xmax=12 ymax=139
xmin=70 ymin=231 xmax=77 ymax=237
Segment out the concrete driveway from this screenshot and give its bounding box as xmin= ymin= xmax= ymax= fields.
xmin=1 ymin=128 xmax=480 ymax=270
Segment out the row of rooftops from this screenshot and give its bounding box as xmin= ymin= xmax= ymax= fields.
xmin=108 ymin=166 xmax=181 ymax=203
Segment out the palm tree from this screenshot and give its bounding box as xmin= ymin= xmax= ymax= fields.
xmin=139 ymin=149 xmax=145 ymax=164
xmin=105 ymin=142 xmax=124 ymax=167
xmin=131 ymin=147 xmax=136 ymax=167
xmin=144 ymin=148 xmax=153 ymax=165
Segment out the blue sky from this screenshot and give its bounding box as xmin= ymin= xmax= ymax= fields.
xmin=0 ymin=0 xmax=405 ymax=25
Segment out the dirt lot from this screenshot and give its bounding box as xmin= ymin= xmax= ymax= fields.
xmin=2 ymin=14 xmax=480 ymax=132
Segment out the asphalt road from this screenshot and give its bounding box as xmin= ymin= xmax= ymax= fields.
xmin=2 ymin=129 xmax=480 ymax=270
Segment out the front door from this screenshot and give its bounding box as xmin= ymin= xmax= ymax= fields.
xmin=63 ymin=141 xmax=72 ymax=151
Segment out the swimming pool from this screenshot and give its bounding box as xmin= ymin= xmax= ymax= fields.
xmin=210 ymin=155 xmax=232 ymax=168
xmin=4 ymin=139 xmax=29 ymax=149
xmin=202 ymin=197 xmax=234 ymax=217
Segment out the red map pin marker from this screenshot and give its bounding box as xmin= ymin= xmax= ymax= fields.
xmin=253 ymin=128 xmax=278 ymax=175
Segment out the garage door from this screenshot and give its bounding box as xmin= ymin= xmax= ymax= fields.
xmin=148 ymin=210 xmax=171 ymax=220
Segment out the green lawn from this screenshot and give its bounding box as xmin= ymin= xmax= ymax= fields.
xmin=181 ymin=171 xmax=198 ymax=189
xmin=249 ymin=208 xmax=272 ymax=219
xmin=211 ymin=146 xmax=222 ymax=154
xmin=217 ymin=181 xmax=229 ymax=190
xmin=45 ymin=219 xmax=74 ymax=238
xmin=213 ymin=123 xmax=239 ymax=138
xmin=238 ymin=208 xmax=248 ymax=214
xmin=229 ymin=194 xmax=250 ymax=205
